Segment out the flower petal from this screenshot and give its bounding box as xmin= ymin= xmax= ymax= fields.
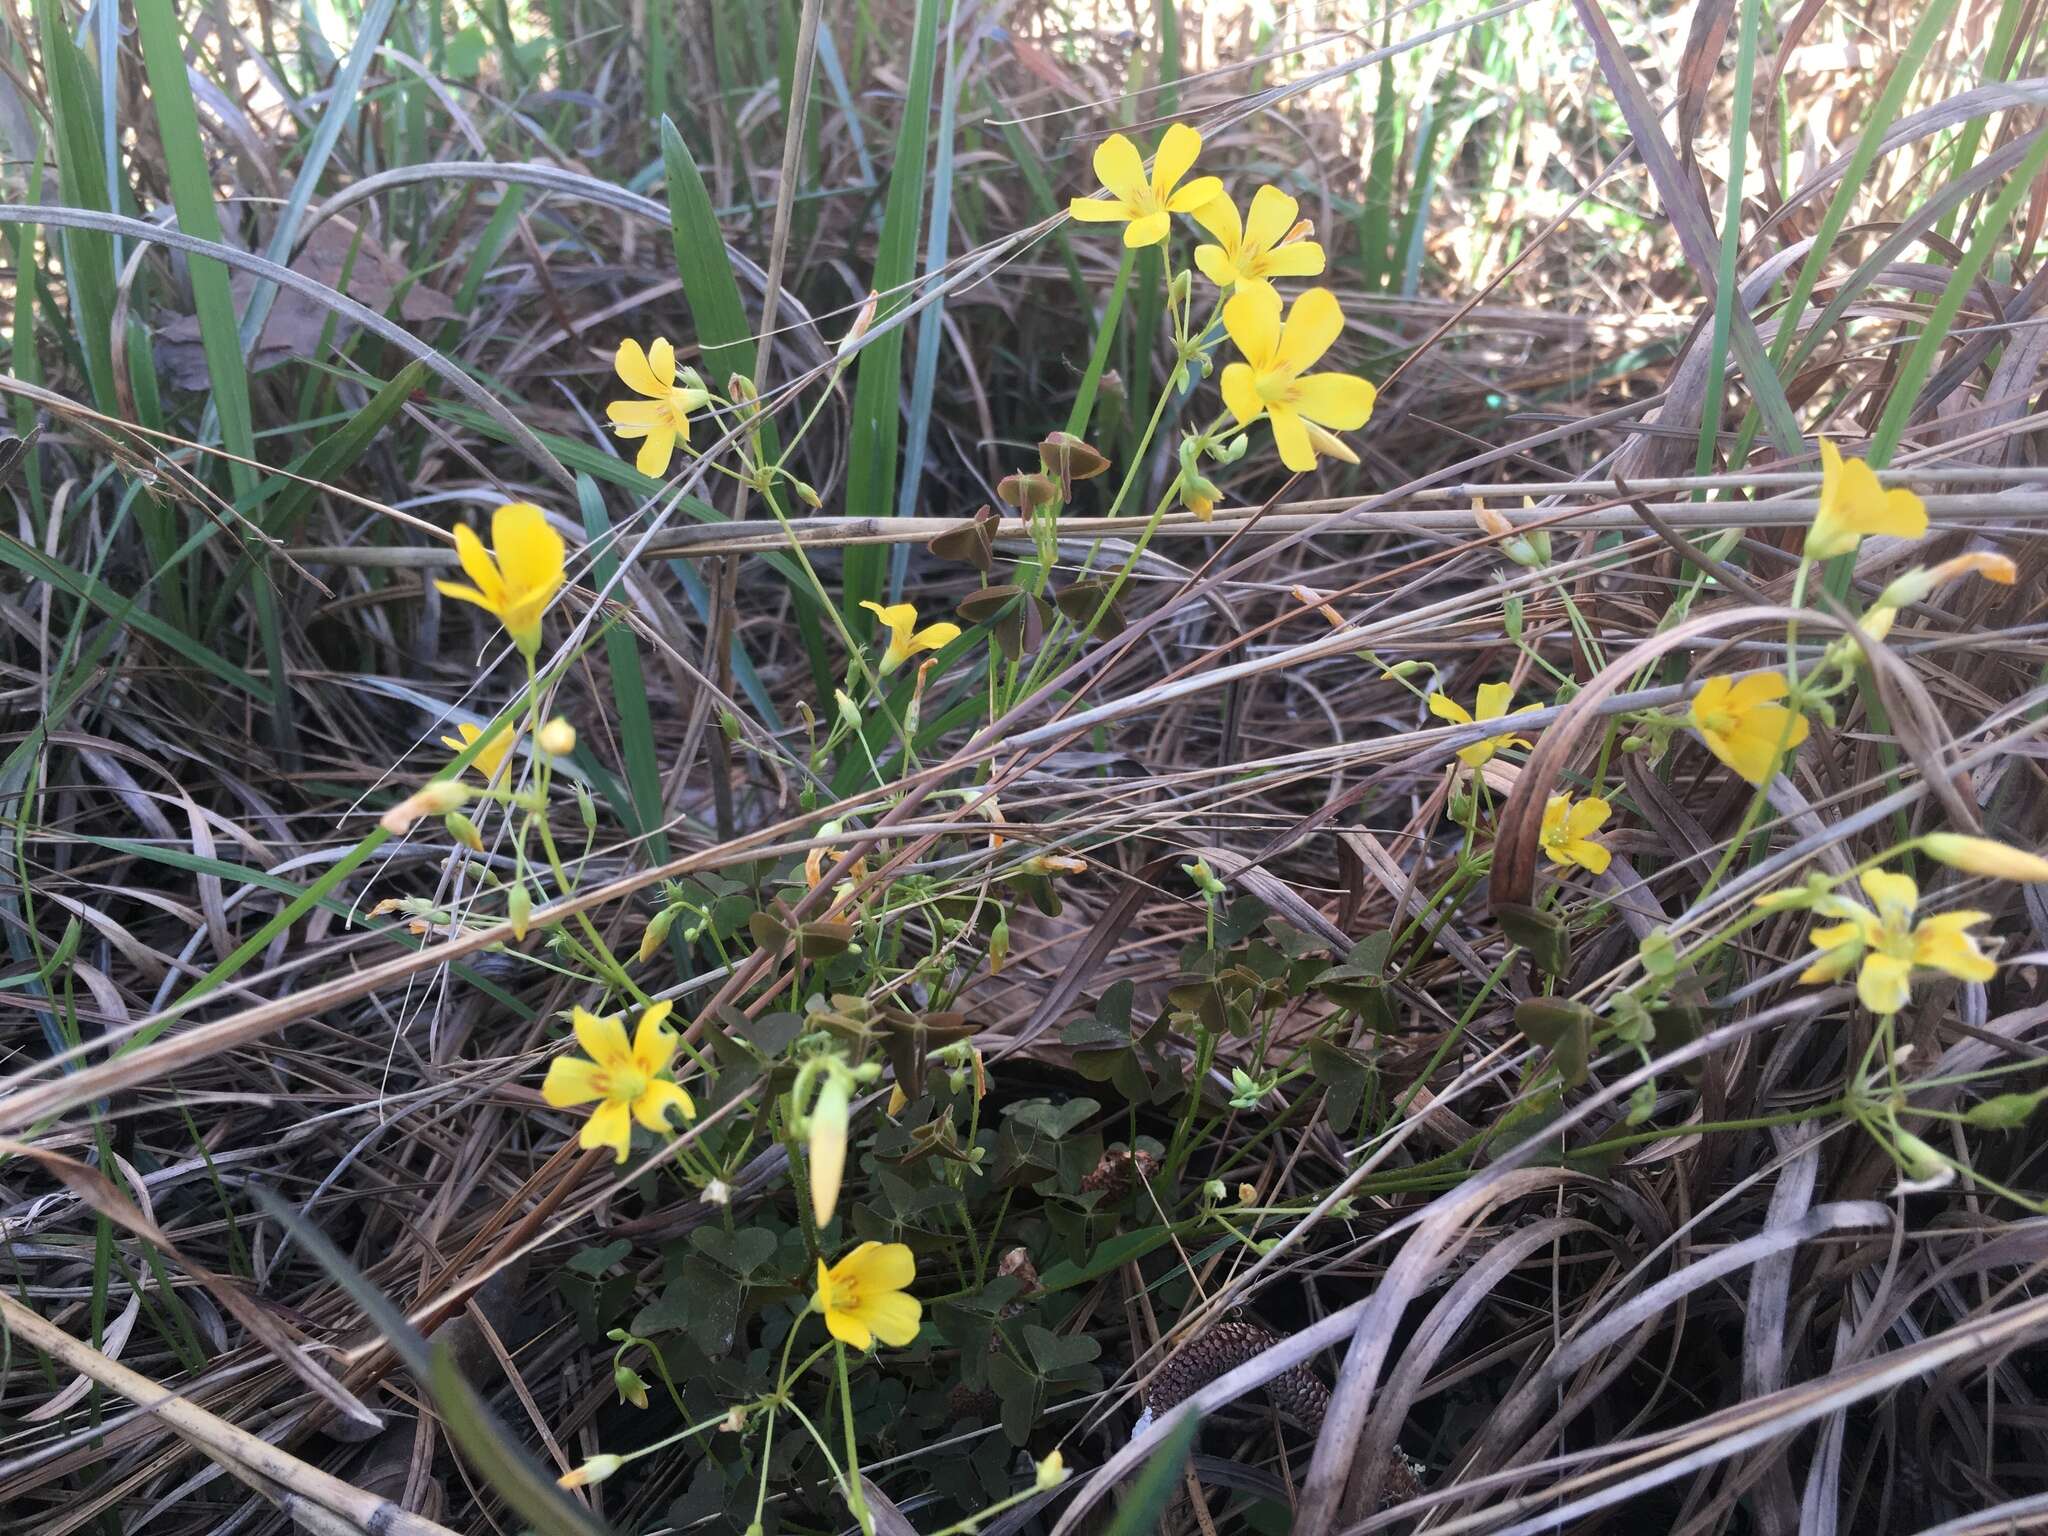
xmin=1069 ymin=194 xmax=1134 ymax=222
xmin=542 ymin=1056 xmax=606 ymax=1107
xmin=1091 ymin=133 xmax=1147 ymax=205
xmin=580 ymin=1097 xmax=634 ymax=1162
xmin=1276 ymin=288 xmax=1345 ymax=375
xmin=1164 ymin=174 xmax=1223 ymax=213
xmin=858 ymin=1288 xmax=922 ymax=1348
xmin=1567 ymin=837 xmax=1611 ymax=875
xmin=1122 ymin=210 xmax=1172 ymax=247
xmin=909 ymin=622 xmax=961 ymax=655
xmin=451 ymin=522 xmax=505 ymax=606
xmin=1242 ymin=185 xmax=1298 ymax=252
xmin=1189 ymin=192 xmax=1239 ymax=246
xmin=635 ymin=427 xmax=677 ymax=479
xmin=632 ymin=1078 xmax=696 ymax=1132
xmin=573 ymin=1007 xmax=633 ymax=1069
xmin=1150 ymin=123 xmax=1202 ymax=197
xmin=1292 ymin=372 xmax=1376 ymax=431
xmin=861 ymin=600 xmax=917 ymax=647
xmin=1223 ymin=286 xmax=1283 ymax=373
xmin=615 ymin=338 xmax=664 ymax=399
xmin=1258 ymin=241 xmax=1326 ymax=278
xmin=1192 ymin=243 xmax=1237 ymax=290
xmin=1725 ymin=672 xmax=1791 ymax=710
xmin=846 ymin=1241 xmax=917 ymax=1291
xmin=607 ymin=399 xmax=667 ymax=427
xmin=1913 ymin=912 xmax=1996 ymax=981
xmin=646 ymin=337 xmax=677 ymax=389
xmin=1567 ymin=796 xmax=1611 ymax=839
xmin=1219 ymin=361 xmax=1262 ymax=425
xmin=1427 ymin=692 xmax=1474 ymax=727
xmin=633 ymin=1002 xmax=678 ymax=1074
xmin=491 ymin=502 xmax=565 ymax=600
xmin=1858 ymin=869 xmax=1919 ymax=928
xmin=1266 ymin=404 xmax=1315 ymax=473
xmin=823 ymin=1305 xmax=874 ymax=1352
xmin=1856 ymin=952 xmax=1913 ymax=1015
xmin=1473 ymin=682 xmax=1516 ymax=722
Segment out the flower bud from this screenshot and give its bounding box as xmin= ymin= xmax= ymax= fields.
xmin=791 ymin=477 xmax=822 ymax=508
xmin=702 ymin=1178 xmax=732 ymax=1206
xmin=507 ymin=885 xmax=532 ymax=941
xmin=1877 ymin=550 xmax=2017 ymax=611
xmin=1964 ymin=1092 xmax=2043 ymax=1129
xmin=614 ymin=1364 xmax=650 ymax=1409
xmin=988 ymin=913 xmax=1010 ymax=974
xmin=1919 ymin=833 xmax=2048 ymax=883
xmin=639 ymin=906 xmax=677 ymax=963
xmin=559 ymin=1454 xmax=622 ymax=1489
xmin=808 ymin=1069 xmax=851 ymax=1228
xmin=575 ymin=782 xmax=597 ymax=833
xmin=379 ymin=780 xmax=470 ymax=835
xmin=1035 ymin=1449 xmax=1068 ymax=1491
xmin=1891 ymin=1128 xmax=1953 ymax=1188
xmin=1237 ymin=1183 xmax=1258 ymax=1205
xmin=442 ymin=811 xmax=482 ymax=851
xmin=837 ymin=290 xmax=879 ymax=357
xmin=538 ymin=717 xmax=577 ymax=756
xmin=835 ymin=690 xmax=863 ymax=731
xmin=1202 ymin=1179 xmax=1226 ymax=1204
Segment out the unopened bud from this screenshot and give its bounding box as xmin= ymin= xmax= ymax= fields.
xmin=838 ymin=291 xmax=879 ymax=357
xmin=538 ymin=717 xmax=576 ymax=756
xmin=791 ymin=477 xmax=822 ymax=508
xmin=1167 ymin=269 xmax=1192 ymax=309
xmin=1919 ymin=833 xmax=2048 ymax=883
xmin=639 ymin=906 xmax=677 ymax=963
xmin=559 ymin=1454 xmax=622 ymax=1489
xmin=507 ymin=886 xmax=532 ymax=941
xmin=1035 ymin=1449 xmax=1068 ymax=1490
xmin=444 ymin=811 xmax=484 ymax=852
xmin=808 ymin=1070 xmax=852 ymax=1228
xmin=379 ymin=780 xmax=470 ymax=835
xmin=1891 ymin=1128 xmax=1953 ymax=1188
xmin=1237 ymin=1183 xmax=1258 ymax=1205
xmin=1964 ymin=1092 xmax=2043 ymax=1129
xmin=614 ymin=1364 xmax=650 ymax=1409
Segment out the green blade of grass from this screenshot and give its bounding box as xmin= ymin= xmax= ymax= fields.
xmin=33 ymin=0 xmax=118 ymax=410
xmin=576 ymin=474 xmax=670 ymax=861
xmin=660 ymin=115 xmax=761 ymax=388
xmin=1692 ymin=0 xmax=1763 ymax=485
xmin=840 ymin=0 xmax=942 ymax=619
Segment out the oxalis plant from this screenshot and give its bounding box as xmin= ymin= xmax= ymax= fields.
xmin=349 ymin=114 xmax=2048 ymax=1532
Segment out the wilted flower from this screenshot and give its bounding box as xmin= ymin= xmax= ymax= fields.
xmin=379 ymin=779 xmax=470 ymax=836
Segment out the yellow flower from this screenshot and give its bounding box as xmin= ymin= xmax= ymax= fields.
xmin=861 ymin=600 xmax=960 ymax=674
xmin=608 ymin=338 xmax=711 ymax=479
xmin=1539 ymin=793 xmax=1612 ymax=875
xmin=1190 ymin=185 xmax=1326 ymax=297
xmin=812 ymin=1241 xmax=921 ymax=1351
xmin=1687 ymin=673 xmax=1810 ymax=785
xmin=435 ymin=502 xmax=566 ymax=659
xmin=1796 ymin=869 xmax=1995 ymax=1015
xmin=541 ymin=1001 xmax=696 ymax=1164
xmin=441 ymin=721 xmax=517 ymax=782
xmin=1805 ymin=439 xmax=1927 ymax=561
xmin=1427 ymin=682 xmax=1539 ymax=768
xmin=1067 ymin=124 xmax=1222 ymax=248
xmin=1220 ymin=287 xmax=1376 ymax=473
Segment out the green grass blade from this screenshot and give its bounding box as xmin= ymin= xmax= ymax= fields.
xmin=576 ymin=475 xmax=670 ymax=861
xmin=839 ymin=0 xmax=942 ymax=619
xmin=1692 ymin=0 xmax=1763 ymax=483
xmin=660 ymin=115 xmax=760 ymax=386
xmin=33 ymin=0 xmax=118 ymax=410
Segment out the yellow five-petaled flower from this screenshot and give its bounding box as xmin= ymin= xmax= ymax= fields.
xmin=861 ymin=600 xmax=960 ymax=675
xmin=436 ymin=502 xmax=566 ymax=660
xmin=1540 ymin=793 xmax=1612 ymax=875
xmin=1805 ymin=439 xmax=1927 ymax=561
xmin=1688 ymin=673 xmax=1810 ymax=786
xmin=1068 ymin=124 xmax=1222 ymax=248
xmin=813 ymin=1241 xmax=922 ymax=1351
xmin=1191 ymin=185 xmax=1325 ymax=298
xmin=1788 ymin=869 xmax=1995 ymax=1016
xmin=542 ymin=1001 xmax=696 ymax=1164
xmin=609 ymin=337 xmax=711 ymax=480
xmin=1428 ymin=682 xmax=1539 ymax=768
xmin=442 ymin=721 xmax=516 ymax=782
xmin=1220 ymin=287 xmax=1376 ymax=473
